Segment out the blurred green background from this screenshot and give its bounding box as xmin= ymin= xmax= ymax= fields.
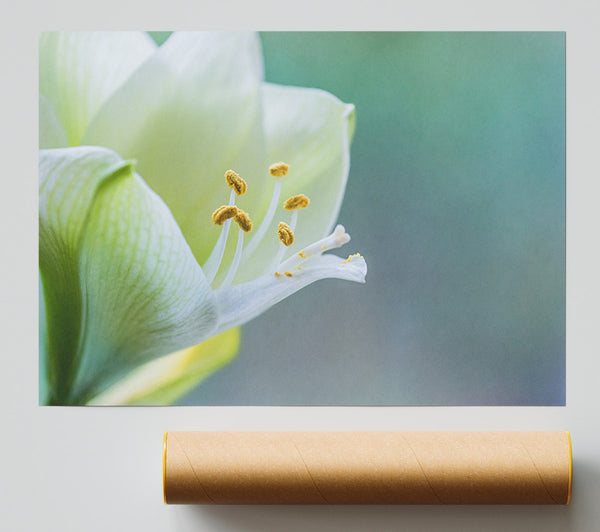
xmin=176 ymin=32 xmax=565 ymax=405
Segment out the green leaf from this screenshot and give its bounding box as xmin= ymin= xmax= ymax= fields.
xmin=40 ymin=146 xmax=218 ymax=404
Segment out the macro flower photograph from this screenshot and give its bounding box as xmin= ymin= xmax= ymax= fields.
xmin=39 ymin=31 xmax=565 ymax=406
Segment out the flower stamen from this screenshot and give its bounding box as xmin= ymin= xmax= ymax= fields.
xmin=272 ymin=214 xmax=294 ymax=268
xmin=269 ymin=161 xmax=289 ymax=177
xmin=280 ymin=224 xmax=351 ymax=270
xmin=220 ymin=228 xmax=245 ymax=287
xmin=284 ymin=194 xmax=309 ymax=211
xmin=202 ymin=179 xmax=241 ymax=284
xmin=225 ymin=169 xmax=247 ymax=196
xmin=271 ymin=195 xmax=305 ymax=269
xmin=277 ymin=222 xmax=294 ymax=246
xmin=212 ymin=205 xmax=239 ymax=225
xmin=234 ymin=209 xmax=252 ymax=232
xmin=243 ymin=161 xmax=290 ymax=259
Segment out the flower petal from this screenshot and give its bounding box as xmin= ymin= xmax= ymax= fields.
xmin=39 ymin=276 xmax=49 ymax=404
xmin=213 ymin=252 xmax=366 ymax=335
xmin=88 ymin=328 xmax=239 ymax=405
xmin=235 ymin=83 xmax=356 ymax=282
xmin=39 ymin=146 xmax=217 ymax=404
xmin=83 ymin=32 xmax=268 ymax=266
xmin=39 ymin=95 xmax=68 ymax=148
xmin=39 ymin=31 xmax=156 ymax=146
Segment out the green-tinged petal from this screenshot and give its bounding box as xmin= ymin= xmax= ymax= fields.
xmin=88 ymin=328 xmax=240 ymax=405
xmin=39 ymin=31 xmax=156 ymax=146
xmin=234 ymin=83 xmax=356 ymax=283
xmin=40 ymin=147 xmax=131 ymax=403
xmin=39 ymin=95 xmax=68 ymax=148
xmin=214 ymin=246 xmax=366 ymax=335
xmin=39 ymin=276 xmax=48 ymax=405
xmin=40 ymin=146 xmax=218 ymax=405
xmin=83 ymin=32 xmax=268 ymax=267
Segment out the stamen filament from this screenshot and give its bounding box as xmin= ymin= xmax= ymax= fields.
xmin=220 ymin=228 xmax=244 ymax=287
xmin=289 ymin=210 xmax=299 ymax=232
xmin=272 ymin=210 xmax=299 ymax=270
xmin=202 ymin=189 xmax=237 ymax=284
xmin=243 ymin=177 xmax=281 ymax=259
xmin=280 ymin=224 xmax=350 ymax=270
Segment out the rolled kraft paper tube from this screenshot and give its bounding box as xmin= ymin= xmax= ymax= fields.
xmin=163 ymin=431 xmax=572 ymax=505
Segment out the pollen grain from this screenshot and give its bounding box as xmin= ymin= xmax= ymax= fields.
xmin=269 ymin=161 xmax=289 ymax=177
xmin=342 ymin=253 xmax=363 ymax=264
xmin=278 ymin=222 xmax=294 ymax=246
xmin=212 ymin=205 xmax=239 ymax=225
xmin=225 ymin=169 xmax=247 ymax=196
xmin=234 ymin=209 xmax=252 ymax=232
xmin=284 ymin=194 xmax=310 ymax=211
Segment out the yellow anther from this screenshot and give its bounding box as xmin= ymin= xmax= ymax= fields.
xmin=274 ymin=271 xmax=282 ymax=277
xmin=284 ymin=271 xmax=293 ymax=277
xmin=278 ymin=222 xmax=294 ymax=246
xmin=284 ymin=194 xmax=310 ymax=211
xmin=234 ymin=209 xmax=252 ymax=232
xmin=269 ymin=161 xmax=289 ymax=177
xmin=225 ymin=169 xmax=247 ymax=196
xmin=212 ymin=205 xmax=239 ymax=225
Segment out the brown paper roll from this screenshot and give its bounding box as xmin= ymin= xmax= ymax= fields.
xmin=163 ymin=431 xmax=572 ymax=505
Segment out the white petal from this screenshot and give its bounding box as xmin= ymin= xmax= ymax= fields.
xmin=39 ymin=146 xmax=217 ymax=404
xmin=235 ymin=83 xmax=356 ymax=282
xmin=39 ymin=95 xmax=68 ymax=148
xmin=213 ymin=253 xmax=366 ymax=334
xmin=83 ymin=32 xmax=268 ymax=266
xmin=39 ymin=31 xmax=156 ymax=145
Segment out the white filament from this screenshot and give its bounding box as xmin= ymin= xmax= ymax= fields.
xmin=220 ymin=228 xmax=244 ymax=287
xmin=202 ymin=189 xmax=236 ymax=284
xmin=243 ymin=177 xmax=281 ymax=259
xmin=280 ymin=224 xmax=350 ymax=270
xmin=271 ymin=210 xmax=299 ymax=270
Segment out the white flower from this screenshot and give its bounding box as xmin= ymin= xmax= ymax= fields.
xmin=39 ymin=32 xmax=366 ymax=405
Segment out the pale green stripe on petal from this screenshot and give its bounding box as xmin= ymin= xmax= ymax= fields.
xmin=88 ymin=328 xmax=240 ymax=405
xmin=40 ymin=146 xmax=218 ymax=405
xmin=39 ymin=31 xmax=156 ymax=146
xmin=83 ymin=32 xmax=268 ymax=268
xmin=235 ymin=83 xmax=356 ymax=283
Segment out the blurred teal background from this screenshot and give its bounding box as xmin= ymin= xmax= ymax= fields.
xmin=179 ymin=32 xmax=565 ymax=405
